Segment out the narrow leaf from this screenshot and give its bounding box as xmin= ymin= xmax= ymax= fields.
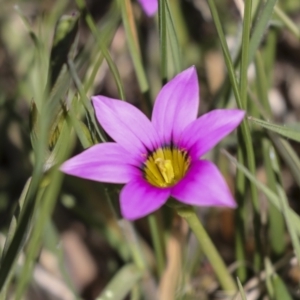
xmin=249 ymin=117 xmax=300 ymax=142
xmin=272 ymin=273 xmax=293 ymax=300
xmin=159 ymin=0 xmax=168 ymax=83
xmin=50 ymin=12 xmax=79 ymax=87
xmin=120 ymin=0 xmax=149 ymax=92
xmin=96 ymin=264 xmax=143 ymax=300
xmin=75 ymin=0 xmax=125 ymax=100
xmin=248 ymin=0 xmax=278 ymax=64
xmin=237 ymin=278 xmax=247 ymax=300
xmin=165 ymin=0 xmax=181 ymax=73
xmin=222 ymin=150 xmax=300 ymax=237
xmin=271 ymin=136 xmax=300 ymax=188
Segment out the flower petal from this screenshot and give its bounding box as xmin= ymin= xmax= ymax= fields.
xmin=179 ymin=109 xmax=245 ymax=159
xmin=92 ymin=96 xmax=159 ymax=158
xmin=152 ymin=66 xmax=199 ymax=144
xmin=138 ymin=0 xmax=158 ymax=16
xmin=60 ymin=143 xmax=140 ymax=184
xmin=120 ymin=177 xmax=171 ymax=220
xmin=171 ymin=160 xmax=236 ymax=208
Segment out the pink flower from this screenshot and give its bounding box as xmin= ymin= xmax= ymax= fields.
xmin=61 ymin=67 xmax=245 ymax=220
xmin=138 ymin=0 xmax=158 ymax=16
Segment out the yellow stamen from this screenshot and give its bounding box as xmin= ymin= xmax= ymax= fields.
xmin=155 ymin=158 xmax=174 ymax=184
xmin=143 ymin=147 xmax=191 ymax=187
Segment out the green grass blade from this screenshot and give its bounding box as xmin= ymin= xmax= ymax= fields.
xmin=274 ymin=5 xmax=300 ymax=39
xmin=83 ymin=6 xmax=120 ymax=93
xmin=272 ymin=273 xmax=293 ymax=300
xmin=206 ymin=0 xmax=242 ymax=108
xmin=159 ymin=0 xmax=168 ymax=83
xmin=95 ymin=264 xmax=143 ymax=300
xmin=238 ymin=0 xmax=262 ymax=270
xmin=148 ymin=214 xmax=165 ymax=277
xmin=223 ymin=150 xmax=300 ymax=237
xmin=165 ymin=0 xmax=181 ymax=73
xmin=120 ymin=0 xmax=149 ymax=93
xmin=66 ymin=112 xmax=93 ymax=149
xmin=235 ymin=145 xmax=247 ymax=282
xmin=266 ymin=141 xmax=300 ymax=264
xmin=276 ymin=185 xmax=300 ymax=267
xmin=207 ymin=0 xmax=261 ymax=271
xmin=84 ymin=52 xmax=105 ymax=93
xmin=270 ymin=135 xmax=300 ymax=188
xmin=264 ymin=258 xmax=275 ymax=298
xmin=49 ymin=12 xmax=79 ymax=87
xmin=67 ymin=59 xmax=106 ymax=143
xmin=0 ymin=27 xmax=73 ymax=291
xmin=248 ymin=0 xmax=278 ymax=64
xmin=255 ymin=51 xmax=285 ymax=255
xmin=0 ymin=178 xmax=31 ymax=261
xmin=262 ymin=140 xmax=286 ymax=254
xmin=206 ymin=0 xmax=257 ymax=194
xmin=15 ymin=121 xmax=71 ymax=299
xmin=237 ymin=278 xmax=247 ymax=300
xmin=0 ymin=178 xmax=31 ymax=300
xmin=249 ymin=117 xmax=300 ymax=142
xmin=250 ymin=52 xmax=300 ymax=189
xmin=240 ymin=0 xmax=252 ymax=108
xmin=75 ymin=0 xmax=125 ymax=100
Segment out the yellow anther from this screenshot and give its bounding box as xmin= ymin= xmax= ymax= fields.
xmin=155 ymin=158 xmax=175 ymax=184
xmin=144 ymin=147 xmax=191 ymax=188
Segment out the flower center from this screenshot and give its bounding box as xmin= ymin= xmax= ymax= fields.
xmin=143 ymin=146 xmax=191 ymax=187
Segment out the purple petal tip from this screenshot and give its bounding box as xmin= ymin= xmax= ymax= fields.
xmin=138 ymin=0 xmax=158 ymax=16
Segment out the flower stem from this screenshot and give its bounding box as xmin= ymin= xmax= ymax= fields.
xmin=148 ymin=213 xmax=166 ymax=276
xmin=176 ymin=206 xmax=237 ymax=293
